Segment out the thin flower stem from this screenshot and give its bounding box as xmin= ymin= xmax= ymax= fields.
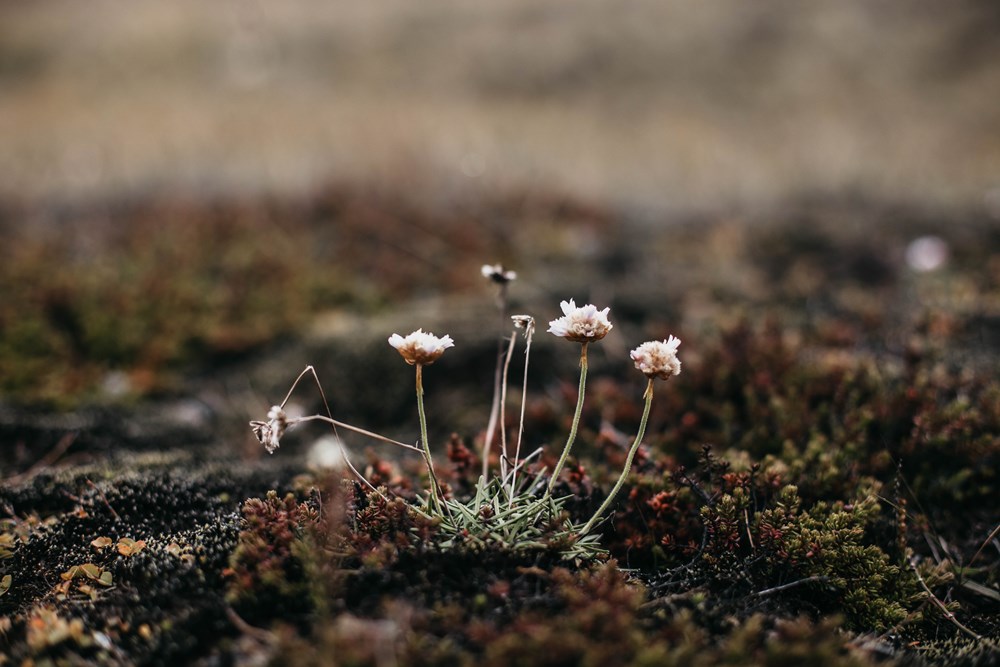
xmin=483 ymin=349 xmax=503 ymax=479
xmin=498 ymin=329 xmax=519 ymax=482
xmin=509 ymin=319 xmax=535 ymax=506
xmin=279 ymin=366 xmax=379 ymax=494
xmin=416 ymin=364 xmax=444 ymax=514
xmin=504 ymin=447 xmax=544 ymax=486
xmin=278 ymin=365 xmax=318 ymax=409
xmin=580 ymin=378 xmax=655 ymax=536
xmin=292 ymin=416 xmax=423 ymax=453
xmin=341 ymin=448 xmax=379 ymax=493
xmin=482 ymin=282 xmax=510 ymax=480
xmin=547 ymin=341 xmax=589 ymax=494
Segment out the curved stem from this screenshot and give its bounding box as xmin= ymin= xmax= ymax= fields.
xmin=416 ymin=364 xmax=444 ymax=513
xmin=547 ymin=342 xmax=589 ymax=494
xmin=293 ymin=415 xmax=423 ymax=453
xmin=580 ymin=378 xmax=654 ymax=536
xmin=482 ymin=347 xmax=503 ymax=480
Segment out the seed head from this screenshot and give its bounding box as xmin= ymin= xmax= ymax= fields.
xmin=388 ymin=329 xmax=455 ymax=366
xmin=481 ymin=263 xmax=517 ymax=284
xmin=547 ymin=299 xmax=613 ymax=343
xmin=511 ymin=314 xmax=535 ymax=330
xmin=630 ymin=336 xmax=682 ymax=380
xmin=250 ymin=405 xmax=288 ymax=454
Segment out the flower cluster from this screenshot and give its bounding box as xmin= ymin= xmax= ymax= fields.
xmin=388 ymin=329 xmax=455 ymax=366
xmin=547 ymin=300 xmax=613 ymax=343
xmin=251 ymin=284 xmax=684 ymax=548
xmin=630 ymin=336 xmax=682 ymax=380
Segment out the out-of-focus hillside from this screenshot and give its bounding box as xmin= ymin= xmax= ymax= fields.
xmin=2 ymin=0 xmax=1000 ymax=210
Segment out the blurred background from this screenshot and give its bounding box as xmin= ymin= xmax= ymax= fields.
xmin=1 ymin=0 xmax=999 ymax=462
xmin=3 ymin=0 xmax=1000 ymax=208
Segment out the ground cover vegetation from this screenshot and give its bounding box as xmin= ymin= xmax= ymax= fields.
xmin=1 ymin=189 xmax=998 ymax=665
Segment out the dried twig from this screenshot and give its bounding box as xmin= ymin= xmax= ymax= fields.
xmin=754 ymin=575 xmax=829 ymax=598
xmin=969 ymin=522 xmax=1000 ymax=570
xmin=86 ymin=479 xmax=120 ymax=522
xmin=909 ymin=557 xmax=982 ymax=641
xmin=5 ymin=432 xmax=78 ymax=485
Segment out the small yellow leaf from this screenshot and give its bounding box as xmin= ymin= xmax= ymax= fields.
xmin=98 ymin=570 xmax=113 ymax=587
xmin=91 ymin=537 xmax=113 ymax=549
xmin=60 ymin=566 xmax=80 ymax=581
xmin=117 ymin=537 xmax=146 ymax=556
xmin=80 ymin=563 xmax=102 ymax=580
xmin=0 ymin=574 xmax=11 ymax=596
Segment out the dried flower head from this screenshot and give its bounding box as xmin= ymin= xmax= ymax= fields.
xmin=388 ymin=329 xmax=455 ymax=365
xmin=481 ymin=263 xmax=517 ymax=284
xmin=250 ymin=405 xmax=288 ymax=454
xmin=630 ymin=336 xmax=682 ymax=380
xmin=547 ymin=299 xmax=613 ymax=342
xmin=511 ymin=314 xmax=535 ymax=330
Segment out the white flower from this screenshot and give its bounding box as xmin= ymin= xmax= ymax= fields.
xmin=630 ymin=336 xmax=682 ymax=380
xmin=388 ymin=329 xmax=455 ymax=365
xmin=547 ymin=299 xmax=613 ymax=343
xmin=250 ymin=405 xmax=288 ymax=454
xmin=481 ymin=263 xmax=517 ymax=284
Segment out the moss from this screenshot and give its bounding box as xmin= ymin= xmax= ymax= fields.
xmin=751 ymin=488 xmax=909 ymax=631
xmin=0 ymin=453 xmax=303 ymax=665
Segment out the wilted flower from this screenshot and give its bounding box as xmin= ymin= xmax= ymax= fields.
xmin=511 ymin=314 xmax=534 ymax=330
xmin=389 ymin=329 xmax=455 ymax=366
xmin=630 ymin=336 xmax=682 ymax=380
xmin=547 ymin=299 xmax=613 ymax=342
xmin=481 ymin=263 xmax=517 ymax=284
xmin=250 ymin=405 xmax=288 ymax=454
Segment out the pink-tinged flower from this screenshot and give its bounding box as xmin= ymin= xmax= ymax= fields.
xmin=481 ymin=263 xmax=517 ymax=284
xmin=250 ymin=405 xmax=288 ymax=454
xmin=630 ymin=336 xmax=682 ymax=380
xmin=388 ymin=329 xmax=455 ymax=366
xmin=547 ymin=299 xmax=613 ymax=343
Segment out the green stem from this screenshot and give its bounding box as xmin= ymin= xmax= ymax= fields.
xmin=580 ymin=378 xmax=654 ymax=536
xmin=416 ymin=364 xmax=444 ymax=513
xmin=547 ymin=342 xmax=589 ymax=494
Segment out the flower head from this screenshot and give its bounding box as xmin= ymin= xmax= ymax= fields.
xmin=630 ymin=336 xmax=682 ymax=380
xmin=511 ymin=314 xmax=535 ymax=330
xmin=250 ymin=405 xmax=288 ymax=454
xmin=388 ymin=329 xmax=455 ymax=366
xmin=547 ymin=299 xmax=613 ymax=343
xmin=481 ymin=263 xmax=517 ymax=284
